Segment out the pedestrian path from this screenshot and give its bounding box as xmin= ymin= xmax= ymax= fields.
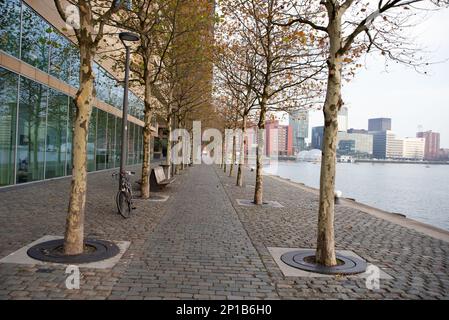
xmin=109 ymin=165 xmax=278 ymax=299
xmin=1 ymin=163 xmax=448 ymax=300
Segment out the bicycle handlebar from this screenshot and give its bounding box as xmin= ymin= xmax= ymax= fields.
xmin=112 ymin=171 xmax=135 ymax=177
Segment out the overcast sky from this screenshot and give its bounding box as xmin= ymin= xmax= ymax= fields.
xmin=294 ymin=8 xmax=449 ymax=148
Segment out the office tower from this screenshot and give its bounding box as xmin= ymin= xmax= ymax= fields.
xmin=289 ymin=110 xmax=309 ymax=153
xmin=336 ymin=132 xmax=373 ymax=157
xmin=403 ymin=138 xmax=425 ymax=160
xmin=368 ymin=118 xmax=392 ymax=132
xmin=417 ymin=131 xmax=440 ymax=160
xmin=311 ymin=126 xmax=324 ymax=150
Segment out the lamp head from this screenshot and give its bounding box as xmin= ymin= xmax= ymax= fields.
xmin=119 ymin=32 xmax=139 ymax=47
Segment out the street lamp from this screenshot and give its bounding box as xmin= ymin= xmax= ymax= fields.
xmin=119 ymin=31 xmax=139 ymax=189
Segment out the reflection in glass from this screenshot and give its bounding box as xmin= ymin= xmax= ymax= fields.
xmin=0 ymin=68 xmax=18 ymax=186
xmin=46 ymin=89 xmax=68 ymax=178
xmin=67 ymin=45 xmax=80 ymax=88
xmin=134 ymin=125 xmax=140 ymax=165
xmin=107 ymin=113 xmax=116 ymax=169
xmin=66 ymin=98 xmax=76 ymax=175
xmin=88 ymin=108 xmax=97 ymax=172
xmin=16 ymin=77 xmax=47 ymax=183
xmin=127 ymin=121 xmax=135 ymax=165
xmin=96 ymin=109 xmax=107 ymax=170
xmin=21 ymin=4 xmax=51 ymax=72
xmin=49 ymin=31 xmax=78 ymax=84
xmin=0 ymin=0 xmax=21 ymax=57
xmin=115 ymin=118 xmax=122 ymax=166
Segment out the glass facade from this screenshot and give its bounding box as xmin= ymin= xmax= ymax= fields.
xmin=0 ymin=67 xmax=18 ymax=186
xmin=0 ymin=1 xmax=148 ymax=187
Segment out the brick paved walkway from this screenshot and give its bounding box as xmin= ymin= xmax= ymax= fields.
xmin=108 ymin=165 xmax=277 ymax=300
xmin=215 ymin=166 xmax=449 ymax=300
xmin=0 ymin=163 xmax=448 ymax=299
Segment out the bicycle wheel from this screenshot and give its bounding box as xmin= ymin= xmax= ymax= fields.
xmin=116 ymin=190 xmax=131 ymax=218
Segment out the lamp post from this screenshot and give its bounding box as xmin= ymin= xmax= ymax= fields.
xmin=119 ymin=31 xmax=139 ymax=189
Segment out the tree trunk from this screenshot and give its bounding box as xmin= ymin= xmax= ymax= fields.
xmin=236 ymin=115 xmax=246 ymax=187
xmin=63 ymin=43 xmax=94 ymax=255
xmin=315 ymin=13 xmax=343 ymax=267
xmin=229 ymin=134 xmax=236 ymax=177
xmin=254 ymin=105 xmax=267 ymax=205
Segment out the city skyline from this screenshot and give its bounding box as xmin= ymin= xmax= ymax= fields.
xmin=283 ymin=8 xmax=449 ymax=148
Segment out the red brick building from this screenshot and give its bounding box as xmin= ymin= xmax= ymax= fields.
xmin=417 ymin=131 xmax=440 ymax=160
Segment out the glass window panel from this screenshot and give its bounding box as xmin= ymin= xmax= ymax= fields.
xmin=67 ymin=45 xmax=80 ymax=88
xmin=115 ymin=117 xmax=122 ymax=166
xmin=106 ymin=113 xmax=116 ymax=169
xmin=139 ymin=126 xmax=144 ymax=162
xmin=0 ymin=0 xmax=21 ymax=57
xmin=93 ymin=63 xmax=105 ymax=102
xmin=135 ymin=125 xmax=140 ymax=164
xmin=21 ymin=4 xmax=51 ymax=73
xmin=95 ymin=109 xmax=107 ymax=170
xmin=127 ymin=121 xmax=135 ymax=165
xmin=87 ymin=107 xmax=97 ymax=172
xmin=0 ymin=67 xmax=18 ymax=186
xmin=113 ymin=84 xmax=123 ymax=110
xmin=45 ymin=89 xmax=68 ymax=179
xmin=128 ymin=92 xmax=136 ymax=117
xmin=66 ymin=98 xmax=76 ymax=175
xmin=49 ymin=31 xmax=78 ymax=84
xmin=16 ymin=76 xmax=47 ymax=183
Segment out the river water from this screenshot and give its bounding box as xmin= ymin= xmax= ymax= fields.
xmin=263 ymin=161 xmax=449 ymax=231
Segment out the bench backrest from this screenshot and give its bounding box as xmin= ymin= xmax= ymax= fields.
xmin=154 ymin=166 xmax=166 ymax=183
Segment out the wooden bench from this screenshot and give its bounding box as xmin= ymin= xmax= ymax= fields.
xmin=150 ymin=166 xmax=176 ymax=191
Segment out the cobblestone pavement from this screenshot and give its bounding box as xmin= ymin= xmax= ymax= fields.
xmin=0 ymin=163 xmax=169 ymax=300
xmin=108 ymin=165 xmax=277 ymax=300
xmin=0 ymin=163 xmax=448 ymax=299
xmin=214 ymin=165 xmax=449 ymax=300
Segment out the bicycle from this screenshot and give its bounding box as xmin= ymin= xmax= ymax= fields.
xmin=112 ymin=170 xmax=136 ymax=218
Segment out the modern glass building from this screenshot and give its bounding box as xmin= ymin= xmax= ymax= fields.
xmin=336 ymin=131 xmax=373 ymax=158
xmin=289 ymin=110 xmax=308 ymax=154
xmin=0 ymin=0 xmax=156 ymax=187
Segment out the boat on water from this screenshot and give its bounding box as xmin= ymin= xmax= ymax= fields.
xmin=338 ymin=155 xmax=355 ymax=163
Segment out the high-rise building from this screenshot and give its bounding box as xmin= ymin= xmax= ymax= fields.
xmin=289 ymin=110 xmax=309 ymax=153
xmin=403 ymin=137 xmax=425 ymax=160
xmin=311 ymin=126 xmax=324 ymax=150
xmin=338 ymin=106 xmax=349 ymax=132
xmin=265 ymin=120 xmax=293 ymax=156
xmin=417 ymin=131 xmax=440 ymax=160
xmin=368 ymin=118 xmax=392 ymax=132
xmin=372 ymin=130 xmax=403 ymax=159
xmin=337 ymin=132 xmax=373 ymax=157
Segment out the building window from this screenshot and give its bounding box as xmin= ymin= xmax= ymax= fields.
xmin=16 ymin=76 xmax=47 ymax=183
xmin=127 ymin=121 xmax=135 ymax=165
xmin=96 ymin=109 xmax=108 ymax=170
xmin=87 ymin=107 xmax=97 ymax=172
xmin=0 ymin=67 xmax=19 ymax=186
xmin=20 ymin=4 xmax=51 ymax=73
xmin=49 ymin=31 xmax=78 ymax=85
xmin=0 ymin=0 xmax=21 ymax=58
xmin=66 ymin=98 xmax=76 ymax=175
xmin=115 ymin=118 xmax=122 ymax=166
xmin=45 ymin=88 xmax=69 ymax=179
xmin=107 ymin=113 xmax=116 ymax=169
